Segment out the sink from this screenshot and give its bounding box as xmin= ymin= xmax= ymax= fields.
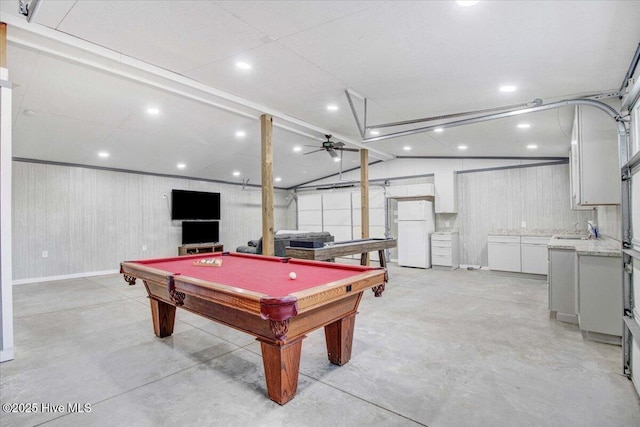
xmin=555 ymin=235 xmax=590 ymax=240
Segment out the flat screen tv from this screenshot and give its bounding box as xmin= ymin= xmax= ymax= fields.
xmin=171 ymin=189 xmax=220 ymax=220
xmin=182 ymin=221 xmax=219 ymax=245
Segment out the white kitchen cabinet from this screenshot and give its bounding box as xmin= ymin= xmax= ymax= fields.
xmin=570 ymin=105 xmax=620 ymax=207
xmin=548 ymin=248 xmax=578 ymax=324
xmin=434 ymin=171 xmax=457 ymax=213
xmin=488 ymin=235 xmax=521 ymax=272
xmin=578 ymin=255 xmax=622 ymax=340
xmin=431 ymin=232 xmax=459 ymax=269
xmin=521 ymin=236 xmax=550 ymax=275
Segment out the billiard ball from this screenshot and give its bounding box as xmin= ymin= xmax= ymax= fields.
xmin=289 ymin=272 xmax=297 ymax=280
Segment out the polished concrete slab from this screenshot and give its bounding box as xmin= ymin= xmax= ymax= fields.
xmin=1 ymin=264 xmax=638 ymax=426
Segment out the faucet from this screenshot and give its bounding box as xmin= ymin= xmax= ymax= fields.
xmin=574 ymin=221 xmax=595 ymax=238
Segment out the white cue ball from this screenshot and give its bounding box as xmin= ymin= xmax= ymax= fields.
xmin=289 ymin=272 xmax=297 ymax=280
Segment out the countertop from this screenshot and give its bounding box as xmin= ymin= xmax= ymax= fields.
xmin=547 ymin=235 xmax=622 ymax=257
xmin=433 ymin=230 xmax=458 ymax=235
xmin=489 ymin=228 xmax=577 ymax=237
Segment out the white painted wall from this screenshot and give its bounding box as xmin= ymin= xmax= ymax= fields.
xmin=11 ymin=161 xmax=296 ymax=281
xmin=298 ymin=158 xmax=600 ymax=267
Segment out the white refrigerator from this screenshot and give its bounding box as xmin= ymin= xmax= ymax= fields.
xmin=397 ymin=200 xmax=435 ymax=268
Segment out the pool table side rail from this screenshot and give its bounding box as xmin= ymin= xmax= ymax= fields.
xmin=121 ymin=257 xmax=386 ymax=321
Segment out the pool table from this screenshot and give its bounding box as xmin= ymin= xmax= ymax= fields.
xmin=120 ymin=252 xmax=386 ymax=405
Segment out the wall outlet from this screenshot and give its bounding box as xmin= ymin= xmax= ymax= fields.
xmin=445 ymin=221 xmax=450 ymax=227
xmin=521 ymin=221 xmax=526 ymax=228
xmin=42 ymin=251 xmax=48 ymax=258
xmin=142 ymin=245 xmax=147 ymax=251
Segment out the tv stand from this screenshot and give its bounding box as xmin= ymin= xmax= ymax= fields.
xmin=178 ymin=242 xmax=224 ymax=256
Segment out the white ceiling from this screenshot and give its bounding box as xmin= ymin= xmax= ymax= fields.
xmin=1 ymin=0 xmax=639 ymax=188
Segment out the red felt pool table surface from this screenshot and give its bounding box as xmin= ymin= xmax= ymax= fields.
xmin=120 ymin=251 xmax=387 ymax=405
xmin=134 ymin=252 xmax=374 ymax=296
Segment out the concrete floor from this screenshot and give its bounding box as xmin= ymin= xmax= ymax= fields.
xmin=1 ymin=263 xmax=639 ymax=427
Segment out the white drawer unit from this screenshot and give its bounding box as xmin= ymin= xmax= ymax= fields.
xmin=430 ymin=232 xmax=459 ymax=269
xmin=521 ymin=236 xmax=551 ymax=275
xmin=488 ymin=235 xmax=521 ymax=272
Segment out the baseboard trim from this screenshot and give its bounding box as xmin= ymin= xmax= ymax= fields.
xmin=13 ymin=270 xmax=120 ymax=285
xmin=0 ymin=347 xmax=15 ymax=362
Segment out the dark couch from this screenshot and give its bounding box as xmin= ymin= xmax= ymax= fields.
xmin=236 ymin=230 xmax=334 ymax=257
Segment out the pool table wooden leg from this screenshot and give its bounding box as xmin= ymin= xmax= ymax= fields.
xmin=324 ymin=313 xmax=356 ymax=365
xmin=259 ymin=336 xmax=305 ymax=405
xmin=149 ymin=298 xmax=176 ymax=338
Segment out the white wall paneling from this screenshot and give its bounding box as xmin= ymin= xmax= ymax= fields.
xmin=11 ymin=161 xmax=295 ymax=281
xmin=1 ymin=65 xmax=14 ymax=361
xmin=456 ymin=163 xmax=596 ymax=267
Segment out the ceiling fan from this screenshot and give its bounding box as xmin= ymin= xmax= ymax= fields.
xmin=303 ymin=135 xmax=359 ymax=158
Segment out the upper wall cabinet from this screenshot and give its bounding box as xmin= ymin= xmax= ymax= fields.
xmin=434 ymin=171 xmax=457 ymax=213
xmin=570 ymin=105 xmax=620 ymax=207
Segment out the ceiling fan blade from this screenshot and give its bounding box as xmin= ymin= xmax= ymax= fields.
xmin=333 ymin=141 xmax=345 ymax=148
xmin=336 ymin=147 xmax=360 ymax=152
xmin=303 ymin=148 xmax=324 ymax=155
xmin=328 ymin=148 xmax=338 ymax=158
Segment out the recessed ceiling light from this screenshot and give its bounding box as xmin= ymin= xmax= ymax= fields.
xmin=518 ymin=123 xmax=531 ymax=129
xmin=434 ymin=127 xmax=444 ymax=133
xmin=334 ymin=157 xmax=341 ymax=162
xmin=326 ymin=104 xmax=339 ymax=111
xmin=458 ymin=145 xmax=468 ymax=150
xmin=527 ymin=144 xmax=538 ymax=150
xmin=457 ymin=1 xmax=479 ymax=6
xmin=98 ymin=151 xmax=109 ymax=158
xmin=370 ymin=130 xmax=380 ymax=136
xmin=177 ymin=163 xmax=186 ymax=169
xmin=147 ymin=107 xmax=160 ymax=115
xmin=403 ymin=146 xmax=412 ymax=151
xmin=235 ymin=130 xmax=246 ymax=138
xmin=236 ymin=62 xmax=251 ymax=70
xmin=233 ymin=171 xmax=241 ymax=177
xmin=293 ymin=146 xmax=302 ymax=153
xmin=275 ymin=177 xmax=282 ymax=182
xmin=499 ymin=85 xmax=517 ymax=93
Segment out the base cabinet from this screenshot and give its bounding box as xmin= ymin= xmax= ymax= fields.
xmin=521 ymin=237 xmax=550 ymax=275
xmin=548 ymin=248 xmax=578 ymax=323
xmin=488 ymin=235 xmax=521 ymax=272
xmin=431 ymin=232 xmax=459 ymax=269
xmin=578 ymin=255 xmax=622 ymax=338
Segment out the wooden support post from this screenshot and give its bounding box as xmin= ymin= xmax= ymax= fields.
xmin=0 ymin=23 xmax=6 ymax=68
xmin=261 ymin=114 xmax=275 ymax=256
xmin=360 ymin=149 xmax=370 ymax=265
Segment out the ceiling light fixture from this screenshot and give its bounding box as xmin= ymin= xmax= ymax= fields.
xmin=403 ymin=146 xmax=412 ymax=151
xmin=499 ymin=85 xmax=517 ymax=93
xmin=275 ymin=177 xmax=282 ymax=182
xmin=370 ymin=130 xmax=380 ymax=136
xmin=98 ymin=151 xmax=109 ymax=158
xmin=233 ymin=171 xmax=241 ymax=177
xmin=517 ymin=123 xmax=531 ymax=129
xmin=147 ymin=107 xmax=160 ymax=115
xmin=293 ymin=146 xmax=302 ymax=153
xmin=235 ymin=130 xmax=246 ymax=138
xmin=236 ymin=62 xmax=251 ymax=70
xmin=458 ymin=145 xmax=468 ymax=150
xmin=434 ymin=127 xmax=444 ymax=133
xmin=326 ymin=105 xmax=339 ymax=111
xmin=334 ymin=157 xmax=341 ymax=162
xmin=527 ymin=144 xmax=538 ymax=150
xmin=177 ymin=163 xmax=186 ymax=169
